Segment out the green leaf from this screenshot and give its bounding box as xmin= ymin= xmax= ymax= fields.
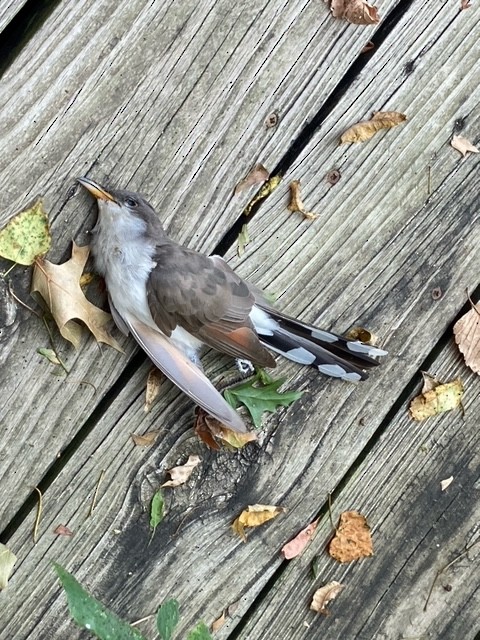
xmin=0 ymin=200 xmax=51 ymax=265
xmin=236 ymin=223 xmax=250 ymax=257
xmin=186 ymin=621 xmax=213 ymax=640
xmin=224 ymin=375 xmax=303 ymax=428
xmin=156 ymin=599 xmax=180 ymax=640
xmin=37 ymin=347 xmax=61 ymax=366
xmin=53 ymin=563 xmax=146 ymax=640
xmin=150 ymin=490 xmax=164 ymax=536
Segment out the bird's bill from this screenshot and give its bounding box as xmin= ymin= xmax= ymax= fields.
xmin=77 ymin=177 xmax=116 ymax=202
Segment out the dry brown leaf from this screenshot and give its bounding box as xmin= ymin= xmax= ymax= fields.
xmin=144 ymin=367 xmax=163 ymax=412
xmin=440 ymin=476 xmax=454 ymax=491
xmin=328 ymin=511 xmax=373 ymax=563
xmin=234 ymin=164 xmax=270 ymax=195
xmin=281 ymin=519 xmax=319 ymax=559
xmin=327 ymin=0 xmax=380 ymax=24
xmin=31 ymin=242 xmax=122 ymax=351
xmin=287 ymin=180 xmax=318 ymax=220
xmin=310 ymin=581 xmax=345 ymax=615
xmin=450 ymin=135 xmax=479 ymax=157
xmin=345 ymin=326 xmax=378 ymax=345
xmin=460 ymin=0 xmax=471 ymax=8
xmin=53 ymin=524 xmax=74 ymax=537
xmin=361 ymin=41 xmax=375 ymax=53
xmin=194 ymin=408 xmax=257 ymax=450
xmin=0 ymin=543 xmax=17 ymax=589
xmin=420 ymin=371 xmax=441 ymax=393
xmin=232 ymin=504 xmax=285 ymax=542
xmin=161 ymin=455 xmax=201 ymax=488
xmin=340 ymin=111 xmax=407 ymax=144
xmin=131 ymin=430 xmax=160 ymax=447
xmin=409 ymin=378 xmax=464 ymax=421
xmin=454 ymin=302 xmax=480 ymax=374
xmin=211 ymin=611 xmax=227 ymax=632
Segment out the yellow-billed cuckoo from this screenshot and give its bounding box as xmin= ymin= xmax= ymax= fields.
xmin=78 ymin=177 xmax=386 ymax=432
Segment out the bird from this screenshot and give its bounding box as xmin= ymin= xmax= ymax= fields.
xmin=78 ymin=177 xmax=386 ymax=432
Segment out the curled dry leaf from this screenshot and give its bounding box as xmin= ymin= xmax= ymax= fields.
xmin=211 ymin=611 xmax=227 ymax=633
xmin=194 ymin=407 xmax=257 ymax=450
xmin=328 ymin=511 xmax=373 ymax=563
xmin=460 ymin=0 xmax=471 ymax=8
xmin=287 ymin=180 xmax=318 ymax=220
xmin=327 ymin=0 xmax=380 ymax=25
xmin=31 ymin=243 xmax=122 ymax=351
xmin=232 ymin=504 xmax=285 ymax=542
xmin=450 ymin=135 xmax=479 ymax=157
xmin=234 ymin=164 xmax=270 ymax=195
xmin=310 ymin=581 xmax=344 ymax=615
xmin=340 ymin=111 xmax=407 ymax=144
xmin=0 ymin=200 xmax=51 ymax=266
xmin=131 ymin=430 xmax=160 ymax=447
xmin=440 ymin=476 xmax=454 ymax=491
xmin=409 ymin=378 xmax=464 ymax=421
xmin=144 ymin=367 xmax=163 ymax=412
xmin=345 ymin=326 xmax=378 ymax=345
xmin=0 ymin=543 xmax=17 ymax=589
xmin=454 ymin=301 xmax=480 ymax=375
xmin=281 ymin=519 xmax=319 ymax=559
xmin=161 ymin=455 xmax=201 ymax=488
xmin=54 ymin=524 xmax=74 ymax=537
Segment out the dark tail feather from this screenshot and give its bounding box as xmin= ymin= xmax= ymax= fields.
xmin=256 ymin=307 xmax=387 ymax=382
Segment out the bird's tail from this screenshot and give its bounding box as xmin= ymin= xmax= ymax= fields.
xmin=251 ymin=305 xmax=387 ymax=381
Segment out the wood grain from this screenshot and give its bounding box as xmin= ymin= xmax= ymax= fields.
xmin=0 ymin=0 xmax=28 ymax=33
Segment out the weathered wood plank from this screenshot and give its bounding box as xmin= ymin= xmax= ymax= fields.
xmin=2 ymin=5 xmax=479 ymax=632
xmin=0 ymin=0 xmax=398 ymax=524
xmin=240 ymin=343 xmax=480 ymax=640
xmin=0 ymin=0 xmax=28 ymax=33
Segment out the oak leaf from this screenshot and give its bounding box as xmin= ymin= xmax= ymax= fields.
xmin=31 ymin=242 xmax=122 ymax=351
xmin=234 ymin=164 xmax=269 ymax=194
xmin=281 ymin=519 xmax=319 ymax=559
xmin=340 ymin=111 xmax=407 ymax=144
xmin=194 ymin=408 xmax=257 ymax=450
xmin=450 ymin=135 xmax=479 ymax=156
xmin=232 ymin=504 xmax=285 ymax=542
xmin=161 ymin=455 xmax=201 ymax=488
xmin=0 ymin=200 xmax=51 ymax=266
xmin=287 ymin=180 xmax=318 ymax=220
xmin=454 ymin=301 xmax=480 ymax=374
xmin=327 ymin=0 xmax=380 ymax=24
xmin=409 ymin=377 xmax=464 ymax=421
xmin=310 ymin=581 xmax=344 ymax=614
xmin=328 ymin=511 xmax=373 ymax=563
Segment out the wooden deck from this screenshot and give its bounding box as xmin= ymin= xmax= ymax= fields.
xmin=0 ymin=0 xmax=479 ymax=638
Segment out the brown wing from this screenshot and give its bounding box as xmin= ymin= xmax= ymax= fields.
xmin=146 ymin=243 xmax=275 ymax=367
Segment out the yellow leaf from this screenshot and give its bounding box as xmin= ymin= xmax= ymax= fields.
xmin=161 ymin=455 xmax=201 ymax=488
xmin=242 ymin=175 xmax=282 ymax=216
xmin=0 ymin=543 xmax=17 ymax=589
xmin=232 ymin=504 xmax=285 ymax=542
xmin=31 ymin=242 xmax=122 ymax=351
xmin=310 ymin=581 xmax=345 ymax=614
xmin=0 ymin=200 xmax=51 ymax=266
xmin=340 ymin=111 xmax=407 ymax=144
xmin=409 ymin=379 xmax=464 ymax=421
xmin=328 ymin=511 xmax=373 ymax=563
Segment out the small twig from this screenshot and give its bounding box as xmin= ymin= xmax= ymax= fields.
xmin=327 ymin=493 xmax=336 ymax=532
xmin=423 ymin=539 xmax=480 ymax=611
xmin=7 ymin=281 xmax=42 ymax=317
xmin=33 ymin=486 xmax=43 ymax=544
xmin=427 ymin=165 xmax=432 ymax=196
xmin=131 ymin=614 xmax=154 ymax=627
xmin=64 ymin=379 xmax=98 ymax=394
xmin=42 ymin=316 xmax=69 ymax=374
xmin=88 ymin=469 xmax=106 ymax=517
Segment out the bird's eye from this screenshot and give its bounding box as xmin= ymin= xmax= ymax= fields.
xmin=125 ymin=197 xmax=138 ymax=207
